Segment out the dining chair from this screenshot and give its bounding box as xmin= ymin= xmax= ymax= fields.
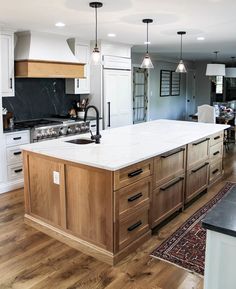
xmin=197 ymin=104 xmax=216 ymax=123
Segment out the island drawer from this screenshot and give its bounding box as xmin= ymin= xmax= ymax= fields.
xmin=185 ymin=161 xmax=209 ymax=203
xmin=210 ymin=131 xmax=224 ymax=147
xmin=153 ymin=146 xmax=186 ymax=188
xmin=114 ymin=159 xmax=153 ymax=190
xmin=115 ymin=177 xmax=151 ymax=219
xmin=187 ymin=137 xmax=209 ymax=169
xmin=152 ymin=175 xmax=185 ymax=228
xmin=6 ymin=146 xmax=23 ymax=165
xmin=117 ymin=206 xmax=149 ymax=251
xmin=209 ymin=142 xmax=223 ymax=163
xmin=209 ymin=160 xmax=222 ymax=185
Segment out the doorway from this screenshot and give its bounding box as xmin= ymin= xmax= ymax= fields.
xmin=133 ymin=67 xmax=148 ymax=124
xmin=186 ymin=70 xmax=196 ymax=120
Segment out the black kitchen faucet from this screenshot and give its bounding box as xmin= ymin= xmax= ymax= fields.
xmin=84 ymin=105 xmax=101 ymax=144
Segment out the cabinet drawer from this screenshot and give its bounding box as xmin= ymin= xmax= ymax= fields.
xmin=209 ymin=142 xmax=223 ymax=163
xmin=6 ymin=146 xmax=23 ymax=165
xmin=185 ymin=162 xmax=209 ymax=203
xmin=118 ymin=207 xmax=149 ymax=251
xmin=187 ymin=137 xmax=209 ymax=169
xmin=114 ymin=159 xmax=153 ymax=190
xmin=210 ymin=131 xmax=224 ymax=147
xmin=115 ymin=177 xmax=151 ymax=219
xmin=5 ymin=131 xmax=29 ymax=147
xmin=152 ymin=175 xmax=184 ymax=228
xmin=209 ymin=161 xmax=222 ymax=184
xmin=7 ymin=163 xmax=23 ymax=180
xmin=154 ymin=146 xmax=186 ymax=188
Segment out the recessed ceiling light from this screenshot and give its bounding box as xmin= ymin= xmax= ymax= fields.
xmin=197 ymin=36 xmax=205 ymax=41
xmin=107 ymin=33 xmax=116 ymax=37
xmin=144 ymin=41 xmax=151 ymax=45
xmin=55 ymin=22 xmax=66 ymax=27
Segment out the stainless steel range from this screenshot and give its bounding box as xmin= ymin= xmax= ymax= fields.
xmin=14 ymin=118 xmax=90 ymax=142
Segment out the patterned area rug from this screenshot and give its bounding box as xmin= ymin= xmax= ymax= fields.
xmin=151 ymin=182 xmax=235 ymax=276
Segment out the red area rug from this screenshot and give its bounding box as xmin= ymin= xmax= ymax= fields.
xmin=151 ymin=182 xmax=235 ymax=276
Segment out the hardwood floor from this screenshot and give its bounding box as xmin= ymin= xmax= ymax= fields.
xmin=0 ymin=145 xmax=235 ymax=289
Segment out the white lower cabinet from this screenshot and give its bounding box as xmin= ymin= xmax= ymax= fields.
xmin=0 ymin=130 xmax=30 ymax=194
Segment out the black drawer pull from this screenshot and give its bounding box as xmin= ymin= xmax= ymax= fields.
xmin=213 ymin=151 xmax=220 ymax=156
xmin=193 ymin=138 xmax=209 ymax=146
xmin=214 ymin=136 xmax=221 ymax=140
xmin=128 ymin=192 xmax=143 ymax=202
xmin=128 ymin=168 xmax=143 ymax=178
xmin=13 ymin=151 xmax=22 ymax=156
xmin=160 ymin=177 xmax=184 ymax=191
xmin=212 ymin=169 xmax=219 ymax=175
xmin=14 ymin=169 xmax=23 ymax=173
xmin=13 ymin=137 xmax=22 ymax=141
xmin=161 ymin=148 xmax=185 ymax=159
xmin=127 ymin=221 xmax=142 ymax=232
xmin=191 ymin=162 xmax=209 ymax=173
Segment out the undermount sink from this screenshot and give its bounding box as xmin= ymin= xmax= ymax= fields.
xmin=66 ymin=138 xmax=95 ymax=145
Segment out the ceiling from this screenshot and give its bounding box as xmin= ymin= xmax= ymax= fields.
xmin=1 ymin=0 xmax=236 ymax=62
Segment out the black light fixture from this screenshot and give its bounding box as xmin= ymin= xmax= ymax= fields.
xmin=89 ymin=2 xmax=103 ymax=65
xmin=176 ymin=31 xmax=187 ymax=73
xmin=141 ymin=19 xmax=154 ymax=69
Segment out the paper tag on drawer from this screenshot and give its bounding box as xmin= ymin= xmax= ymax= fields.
xmin=53 ymin=171 xmax=60 ymax=185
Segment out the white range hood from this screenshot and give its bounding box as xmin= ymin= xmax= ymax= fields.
xmin=14 ymin=31 xmax=85 ymax=78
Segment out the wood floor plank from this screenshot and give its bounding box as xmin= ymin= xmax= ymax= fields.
xmin=0 ymin=146 xmax=235 ymax=289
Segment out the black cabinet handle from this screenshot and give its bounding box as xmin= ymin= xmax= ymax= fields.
xmin=212 ymin=169 xmax=219 ymax=175
xmin=214 ymin=136 xmax=221 ymax=140
xmin=191 ymin=162 xmax=209 ymax=173
xmin=13 ymin=137 xmax=22 ymax=141
xmin=128 ymin=168 xmax=143 ymax=178
xmin=128 ymin=192 xmax=143 ymax=202
xmin=10 ymin=78 xmax=13 ymax=89
xmin=107 ymin=102 xmax=111 ymax=127
xmin=161 ymin=148 xmax=185 ymax=159
xmin=193 ymin=138 xmax=209 ymax=146
xmin=14 ymin=169 xmax=23 ymax=173
xmin=127 ymin=221 xmax=142 ymax=232
xmin=213 ymin=151 xmax=220 ymax=156
xmin=160 ymin=177 xmax=184 ymax=191
xmin=13 ymin=151 xmax=22 ymax=156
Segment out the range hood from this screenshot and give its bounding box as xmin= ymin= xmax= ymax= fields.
xmin=14 ymin=31 xmax=84 ymax=78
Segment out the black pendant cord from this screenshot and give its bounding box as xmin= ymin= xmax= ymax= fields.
xmin=146 ymin=22 xmax=149 ymax=54
xmin=180 ymin=34 xmax=183 ymax=60
xmin=95 ymin=6 xmax=98 ymax=48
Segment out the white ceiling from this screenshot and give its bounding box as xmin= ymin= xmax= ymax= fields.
xmin=1 ymin=0 xmax=236 ymax=61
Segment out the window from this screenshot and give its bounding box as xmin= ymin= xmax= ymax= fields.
xmin=216 ymin=76 xmax=223 ymax=94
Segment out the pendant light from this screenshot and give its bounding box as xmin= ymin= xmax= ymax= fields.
xmin=206 ymin=51 xmax=225 ymax=76
xmin=141 ymin=19 xmax=154 ymax=69
xmin=225 ymin=57 xmax=236 ymax=78
xmin=176 ymin=31 xmax=187 ymax=73
xmin=89 ymin=2 xmax=103 ymax=65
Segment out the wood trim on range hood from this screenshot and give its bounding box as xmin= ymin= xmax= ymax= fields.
xmin=15 ymin=60 xmax=85 ymax=79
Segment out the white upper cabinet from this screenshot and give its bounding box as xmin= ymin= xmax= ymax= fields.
xmin=66 ymin=39 xmax=90 ymax=94
xmin=1 ymin=31 xmax=15 ymax=97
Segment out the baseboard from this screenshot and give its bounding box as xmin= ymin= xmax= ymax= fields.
xmin=0 ymin=179 xmax=24 ymax=194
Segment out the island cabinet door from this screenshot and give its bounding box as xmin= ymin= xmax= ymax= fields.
xmin=25 ymin=153 xmax=66 ymax=227
xmin=187 ymin=137 xmax=210 ymax=169
xmin=153 ymin=146 xmax=186 ymax=188
xmin=65 ymin=164 xmax=114 ymax=252
xmin=185 ymin=162 xmax=209 ymax=203
xmin=151 ymin=175 xmax=185 ymax=228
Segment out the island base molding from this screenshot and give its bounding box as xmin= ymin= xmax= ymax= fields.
xmin=25 ymin=214 xmax=151 ymax=265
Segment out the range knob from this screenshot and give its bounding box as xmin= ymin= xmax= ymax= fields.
xmin=75 ymin=126 xmax=81 ymax=133
xmin=67 ymin=127 xmax=73 ymax=134
xmin=36 ymin=133 xmax=42 ymax=139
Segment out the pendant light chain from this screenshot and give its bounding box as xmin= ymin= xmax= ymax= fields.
xmin=95 ymin=5 xmax=98 ymax=48
xmin=146 ymin=22 xmax=149 ymax=54
xmin=180 ymin=34 xmax=183 ymax=60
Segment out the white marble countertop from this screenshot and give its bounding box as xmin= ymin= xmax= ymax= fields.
xmin=21 ymin=120 xmax=229 ymax=171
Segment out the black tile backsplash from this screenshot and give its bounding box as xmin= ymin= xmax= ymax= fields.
xmin=2 ymin=78 xmax=80 ymax=121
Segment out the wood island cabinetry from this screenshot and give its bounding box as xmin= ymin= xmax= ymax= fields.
xmin=23 ymin=130 xmax=225 ymax=265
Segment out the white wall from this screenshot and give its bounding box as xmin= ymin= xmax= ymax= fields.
xmin=132 ymin=53 xmax=194 ymax=121
xmin=195 ymin=61 xmax=211 ymax=107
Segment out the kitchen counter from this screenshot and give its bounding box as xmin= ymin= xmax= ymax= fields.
xmin=21 ymin=119 xmax=229 ymax=171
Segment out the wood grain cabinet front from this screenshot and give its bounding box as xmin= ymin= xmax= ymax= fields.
xmin=152 ymin=175 xmax=185 ymax=228
xmin=209 ymin=142 xmax=223 ymax=163
xmin=153 ymin=146 xmax=186 ymax=188
xmin=187 ymin=137 xmax=210 ymax=169
xmin=209 ymin=131 xmax=224 ymax=147
xmin=209 ymin=160 xmax=223 ymax=185
xmin=185 ymin=162 xmax=209 ymax=203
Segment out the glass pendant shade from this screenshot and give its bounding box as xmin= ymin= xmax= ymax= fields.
xmin=141 ymin=53 xmax=154 ymax=69
xmin=206 ymin=63 xmax=225 ymax=76
xmin=176 ymin=59 xmax=187 ymax=73
xmin=91 ymin=47 xmax=100 ymax=65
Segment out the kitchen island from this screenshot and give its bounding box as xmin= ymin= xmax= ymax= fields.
xmin=21 ymin=120 xmax=229 ymax=264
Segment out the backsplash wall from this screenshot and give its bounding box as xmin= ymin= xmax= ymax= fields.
xmin=2 ymin=78 xmax=80 ymax=121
